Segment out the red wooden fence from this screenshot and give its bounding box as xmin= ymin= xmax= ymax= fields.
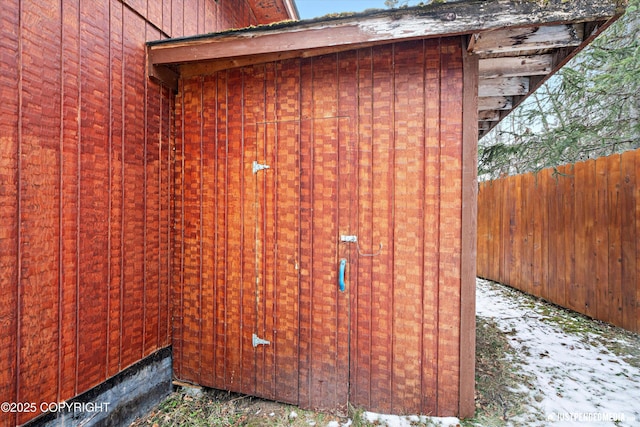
xmin=477 ymin=149 xmax=640 ymax=333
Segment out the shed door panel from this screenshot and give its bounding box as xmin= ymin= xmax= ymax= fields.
xmin=177 ymin=105 xmax=352 ymax=409
xmin=221 ymin=119 xmax=258 ymax=393
xmin=254 ymin=121 xmax=301 ymax=403
xmin=253 ymin=117 xmax=351 ymax=409
xmin=221 ymin=120 xmax=302 ymax=403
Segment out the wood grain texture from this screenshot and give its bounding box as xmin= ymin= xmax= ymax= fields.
xmin=367 ymin=44 xmax=395 ymax=414
xmin=17 ymin=1 xmax=62 ymax=422
xmin=436 ymin=39 xmax=464 ymax=416
xmin=421 ymin=38 xmax=442 ymax=415
xmin=77 ymin=0 xmax=110 ymax=393
xmin=459 ymin=45 xmax=478 ymax=419
xmin=477 ymin=149 xmax=640 ymax=334
xmin=0 ymin=2 xmax=20 ymax=425
xmin=0 ymin=0 xmax=261 ymax=425
xmin=174 ymin=37 xmax=470 ymax=416
xmin=391 ymin=40 xmax=426 ymax=414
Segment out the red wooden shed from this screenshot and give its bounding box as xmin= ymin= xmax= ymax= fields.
xmin=0 ymin=0 xmax=624 ymax=425
xmin=147 ymin=0 xmax=625 ymax=417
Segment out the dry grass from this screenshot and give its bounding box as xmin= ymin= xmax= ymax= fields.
xmin=129 ymin=387 xmax=353 ymax=427
xmin=463 ymin=317 xmax=537 ymax=427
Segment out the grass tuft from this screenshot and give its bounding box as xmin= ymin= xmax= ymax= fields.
xmin=462 ymin=317 xmax=536 ymax=427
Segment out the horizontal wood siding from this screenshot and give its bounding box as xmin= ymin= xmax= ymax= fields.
xmin=174 ymin=37 xmax=470 ymax=416
xmin=477 ymin=149 xmax=640 ymax=334
xmin=0 ymin=1 xmax=260 ymax=425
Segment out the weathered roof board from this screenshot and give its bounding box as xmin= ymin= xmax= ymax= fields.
xmin=148 ymin=0 xmax=626 ymax=138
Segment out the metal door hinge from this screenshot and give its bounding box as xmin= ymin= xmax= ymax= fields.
xmin=252 ymin=333 xmax=270 ymax=347
xmin=252 ymin=161 xmax=270 ymax=174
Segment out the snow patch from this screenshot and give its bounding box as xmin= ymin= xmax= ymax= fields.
xmin=364 ymin=412 xmax=460 ymax=426
xmin=477 ymin=279 xmax=640 ymax=427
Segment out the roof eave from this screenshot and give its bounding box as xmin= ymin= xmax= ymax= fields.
xmin=147 ymin=0 xmax=625 ymax=66
xmin=146 ymin=0 xmax=627 ymax=139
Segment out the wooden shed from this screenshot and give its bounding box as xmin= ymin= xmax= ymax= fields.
xmin=0 ymin=0 xmax=626 ymax=425
xmin=148 ymin=0 xmax=625 ymax=417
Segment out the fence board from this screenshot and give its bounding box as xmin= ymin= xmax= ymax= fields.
xmin=573 ymin=160 xmax=587 ymax=314
xmin=563 ymin=165 xmax=576 ymax=312
xmin=536 ymin=169 xmax=551 ymax=298
xmin=530 ymin=173 xmax=541 ymax=294
xmin=521 ymin=173 xmax=533 ymax=295
xmin=584 ymin=159 xmax=598 ymax=318
xmin=594 ymin=157 xmax=610 ymax=323
xmin=512 ymin=175 xmax=523 ymax=293
xmin=636 ymin=153 xmax=640 ymax=334
xmin=551 ymin=174 xmax=566 ymax=305
xmin=607 ymin=155 xmax=623 ymax=327
xmin=477 ymin=149 xmax=640 ymax=334
xmin=494 ymin=180 xmax=503 ymax=281
xmin=502 ymin=178 xmax=512 ymax=285
xmin=476 ymin=184 xmax=488 ymax=277
xmin=620 ymin=151 xmax=637 ymax=332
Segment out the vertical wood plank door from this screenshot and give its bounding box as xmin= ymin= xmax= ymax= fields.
xmin=252 ymin=119 xmax=302 ymax=403
xmin=217 ymin=118 xmax=304 ymax=403
xmin=174 ymin=73 xmax=352 ymax=411
xmin=224 ymin=116 xmax=350 ymax=408
xmin=298 ymin=116 xmax=352 ymax=413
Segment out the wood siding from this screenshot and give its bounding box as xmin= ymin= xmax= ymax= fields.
xmin=173 ymin=37 xmax=475 ymax=416
xmin=477 ymin=149 xmax=640 ymax=334
xmin=0 ymin=1 xmax=266 ymax=426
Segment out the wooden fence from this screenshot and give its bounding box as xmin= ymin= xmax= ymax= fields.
xmin=477 ymin=148 xmax=639 ymax=334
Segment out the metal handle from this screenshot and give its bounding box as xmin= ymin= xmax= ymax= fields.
xmin=338 ymin=258 xmax=347 ymax=292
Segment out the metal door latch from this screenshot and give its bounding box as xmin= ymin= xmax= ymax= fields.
xmin=252 ymin=161 xmax=270 ymax=174
xmin=252 ymin=333 xmax=270 ymax=347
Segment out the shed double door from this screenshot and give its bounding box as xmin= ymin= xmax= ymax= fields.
xmin=221 ymin=117 xmax=351 ymax=411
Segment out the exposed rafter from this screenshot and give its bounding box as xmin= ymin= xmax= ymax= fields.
xmin=479 ymin=55 xmax=553 ymax=79
xmin=469 ymin=24 xmax=584 ymax=55
xmin=147 ymin=0 xmax=626 ymax=139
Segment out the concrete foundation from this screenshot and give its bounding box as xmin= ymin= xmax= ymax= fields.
xmin=25 ymin=347 xmax=172 ymax=427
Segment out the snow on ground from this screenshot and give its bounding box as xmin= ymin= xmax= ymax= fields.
xmin=477 ymin=278 xmax=640 ymax=427
xmin=363 ymin=413 xmax=460 ymax=427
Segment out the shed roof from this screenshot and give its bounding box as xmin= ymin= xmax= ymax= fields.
xmin=148 ymin=0 xmax=626 ymax=138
